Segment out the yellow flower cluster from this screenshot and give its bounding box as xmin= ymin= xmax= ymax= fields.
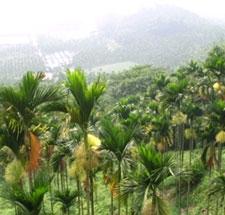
xmin=69 ymin=134 xmax=101 ymax=178
xmin=171 ymin=111 xmax=187 ymax=125
xmin=213 ymin=82 xmax=225 ymax=95
xmin=69 ymin=144 xmax=87 ymax=178
xmin=87 ymin=134 xmax=101 ymax=150
xmin=216 ymin=130 xmax=225 ymax=143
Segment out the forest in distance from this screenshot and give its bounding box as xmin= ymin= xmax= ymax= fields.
xmin=1 ymin=45 xmax=225 ymax=215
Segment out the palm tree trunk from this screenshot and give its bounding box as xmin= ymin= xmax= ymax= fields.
xmin=186 ymin=138 xmax=193 ymax=215
xmin=47 ymin=159 xmax=54 ymax=215
xmin=60 ymin=167 xmax=64 ymax=192
xmin=178 ymin=125 xmax=182 ymax=215
xmin=84 ymin=129 xmax=90 ymax=215
xmin=95 ymin=181 xmax=98 ymax=204
xmin=90 ymin=171 xmax=94 ymax=215
xmin=218 ymin=143 xmax=223 ymax=172
xmin=151 ymin=191 xmax=157 ymax=214
xmin=65 ymin=161 xmax=69 ymax=190
xmin=110 ymin=165 xmax=114 ymax=215
xmin=187 ymin=120 xmax=193 ymax=215
xmin=77 ymin=178 xmax=81 ymax=215
xmin=56 ymin=172 xmax=60 ymax=191
xmin=118 ymin=161 xmax=121 ymax=215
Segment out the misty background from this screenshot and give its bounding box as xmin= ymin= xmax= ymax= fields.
xmin=1 ymin=0 xmax=225 ymax=82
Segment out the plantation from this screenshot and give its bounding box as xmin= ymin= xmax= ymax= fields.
xmin=1 ymin=45 xmax=225 ymax=215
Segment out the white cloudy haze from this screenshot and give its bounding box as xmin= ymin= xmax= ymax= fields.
xmin=0 ymin=0 xmax=225 ymax=36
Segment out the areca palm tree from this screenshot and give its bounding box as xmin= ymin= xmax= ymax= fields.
xmin=46 ymin=69 xmax=105 ymax=215
xmin=150 ymin=113 xmax=172 ymax=152
xmin=64 ymin=68 xmax=105 ymax=215
xmin=121 ymin=144 xmax=174 ymax=215
xmin=53 ymin=189 xmax=79 ymax=215
xmin=99 ymin=119 xmax=135 ymax=215
xmin=0 ymin=71 xmax=61 ymax=187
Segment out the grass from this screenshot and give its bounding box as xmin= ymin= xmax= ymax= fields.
xmin=0 ymin=149 xmax=225 ymax=214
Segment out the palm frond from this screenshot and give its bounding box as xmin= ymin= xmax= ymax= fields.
xmin=1 ymin=169 xmax=50 ymax=215
xmin=66 ymin=68 xmax=105 ymax=127
xmin=100 ymin=119 xmax=135 ymax=161
xmin=52 ymin=189 xmax=79 ymax=213
xmin=208 ymin=174 xmax=225 ymax=200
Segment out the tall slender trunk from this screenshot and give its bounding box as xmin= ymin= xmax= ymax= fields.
xmin=178 ymin=125 xmax=182 ymax=215
xmin=187 ymin=121 xmax=193 ymax=215
xmin=110 ymin=163 xmax=114 ymax=215
xmin=65 ymin=161 xmax=69 ymax=190
xmin=151 ymin=191 xmax=156 ymax=214
xmin=47 ymin=158 xmax=54 ymax=215
xmin=84 ymin=128 xmax=91 ymax=215
xmin=118 ymin=161 xmax=121 ymax=215
xmin=77 ymin=178 xmax=81 ymax=215
xmin=56 ymin=172 xmax=60 ymax=191
xmin=218 ymin=143 xmax=223 ymax=172
xmin=90 ymin=171 xmax=94 ymax=215
xmin=60 ymin=163 xmax=65 ymax=192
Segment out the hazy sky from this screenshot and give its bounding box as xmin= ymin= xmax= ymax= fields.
xmin=0 ymin=0 xmax=225 ymax=36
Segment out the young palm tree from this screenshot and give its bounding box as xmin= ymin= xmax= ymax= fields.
xmin=99 ymin=119 xmax=135 ymax=215
xmin=121 ymin=144 xmax=174 ymax=215
xmin=53 ymin=189 xmax=79 ymax=215
xmin=1 ymin=169 xmax=50 ymax=215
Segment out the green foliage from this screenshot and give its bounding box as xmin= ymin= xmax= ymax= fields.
xmin=66 ymin=68 xmax=106 ymax=129
xmin=0 ymin=71 xmax=61 ymax=136
xmin=100 ymin=119 xmax=135 ymax=162
xmin=53 ymin=189 xmax=79 ymax=213
xmin=121 ymin=145 xmax=173 ymax=214
xmin=1 ymin=170 xmax=50 ymax=215
xmin=205 ymin=46 xmax=225 ymax=78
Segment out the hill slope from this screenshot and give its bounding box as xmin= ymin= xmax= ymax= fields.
xmin=71 ymin=5 xmax=225 ymax=69
xmin=0 ymin=5 xmax=225 ymax=82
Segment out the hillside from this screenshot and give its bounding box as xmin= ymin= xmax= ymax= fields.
xmin=0 ymin=5 xmax=225 ymax=82
xmin=72 ymin=5 xmax=225 ymax=69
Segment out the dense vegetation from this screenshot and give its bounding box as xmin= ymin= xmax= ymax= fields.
xmin=1 ymin=45 xmax=225 ymax=215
